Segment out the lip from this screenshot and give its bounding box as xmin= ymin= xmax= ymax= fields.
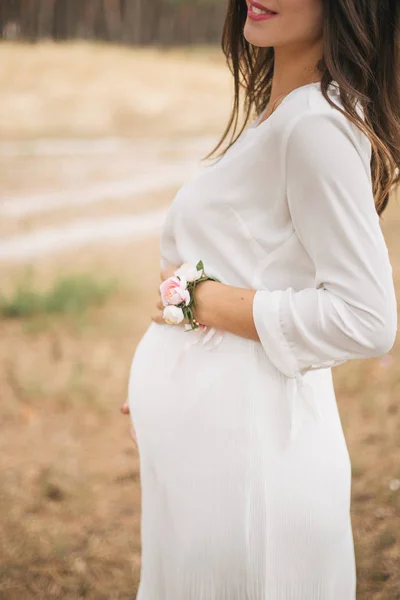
xmin=247 ymin=0 xmax=278 ymax=21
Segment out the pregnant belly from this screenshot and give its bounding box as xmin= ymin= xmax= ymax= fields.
xmin=127 ymin=321 xmax=267 ymax=437
xmin=128 ymin=321 xmax=186 ymax=401
xmin=127 ymin=322 xmax=352 ymax=538
xmin=127 ymin=321 xmax=348 ymax=455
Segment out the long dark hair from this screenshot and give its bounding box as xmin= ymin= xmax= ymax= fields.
xmin=203 ymin=0 xmax=400 ymax=216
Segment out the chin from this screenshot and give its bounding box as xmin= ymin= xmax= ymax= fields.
xmin=243 ymin=23 xmax=276 ymax=48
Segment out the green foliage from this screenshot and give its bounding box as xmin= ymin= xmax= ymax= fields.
xmin=0 ymin=273 xmax=116 ymax=320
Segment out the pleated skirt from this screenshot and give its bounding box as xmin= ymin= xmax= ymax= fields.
xmin=128 ymin=321 xmax=356 ymax=600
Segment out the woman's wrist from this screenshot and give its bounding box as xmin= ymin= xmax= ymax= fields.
xmin=159 ymin=261 xmax=221 ymax=330
xmin=194 ymin=281 xmax=258 ymax=340
xmin=191 ymin=279 xmax=222 ymax=328
xmin=158 ymin=261 xmax=258 ymax=341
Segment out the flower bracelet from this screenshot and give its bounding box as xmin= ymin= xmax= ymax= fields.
xmin=159 ymin=261 xmax=220 ymax=331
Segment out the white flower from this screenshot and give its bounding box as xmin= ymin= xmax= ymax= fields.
xmin=389 ymin=478 xmax=400 ymax=491
xmin=163 ymin=305 xmax=184 ymax=325
xmin=174 ymin=263 xmax=203 ymax=282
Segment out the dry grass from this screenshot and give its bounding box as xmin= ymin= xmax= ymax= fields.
xmin=0 ymin=41 xmax=232 ymax=140
xmin=0 ymin=41 xmax=399 ymax=599
xmin=0 ymin=239 xmax=161 ymax=600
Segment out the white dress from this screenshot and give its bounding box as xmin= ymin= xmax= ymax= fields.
xmin=128 ymin=81 xmax=397 ymax=600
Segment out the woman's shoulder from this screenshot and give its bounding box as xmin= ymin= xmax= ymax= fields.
xmin=271 ymin=80 xmax=371 ymax=162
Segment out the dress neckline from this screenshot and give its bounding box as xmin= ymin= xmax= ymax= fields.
xmin=250 ymin=80 xmax=339 ymax=131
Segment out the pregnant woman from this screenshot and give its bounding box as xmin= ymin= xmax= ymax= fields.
xmin=122 ymin=0 xmax=399 ymax=598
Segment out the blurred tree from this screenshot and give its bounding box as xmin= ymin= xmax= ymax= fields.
xmin=103 ymin=0 xmax=123 ymax=41
xmin=38 ymin=0 xmax=56 ymax=39
xmin=0 ymin=0 xmax=226 ymax=45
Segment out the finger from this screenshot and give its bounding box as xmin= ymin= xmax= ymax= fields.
xmin=120 ymin=400 xmax=130 ymax=414
xmin=151 ymin=312 xmax=165 ymax=324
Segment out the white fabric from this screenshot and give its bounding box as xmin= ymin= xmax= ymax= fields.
xmin=128 ymin=81 xmax=397 ymax=599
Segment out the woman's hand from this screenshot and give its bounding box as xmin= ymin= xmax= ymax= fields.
xmin=151 ymin=264 xmax=215 ymax=326
xmin=151 ymin=264 xmax=218 ymax=326
xmin=151 ymin=265 xmax=177 ymax=324
xmin=150 ymin=265 xmax=192 ymax=326
xmin=151 ymin=263 xmax=220 ymax=327
xmin=120 ymin=399 xmax=138 ymax=448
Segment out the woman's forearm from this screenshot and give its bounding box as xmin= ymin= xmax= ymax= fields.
xmin=194 ymin=280 xmax=259 ymax=342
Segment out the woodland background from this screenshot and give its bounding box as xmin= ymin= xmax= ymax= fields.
xmin=0 ymin=0 xmax=226 ymax=45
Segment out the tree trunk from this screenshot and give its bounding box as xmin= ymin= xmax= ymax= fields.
xmin=1 ymin=0 xmax=226 ymax=45
xmin=37 ymin=0 xmax=56 ymax=39
xmin=103 ymin=0 xmax=122 ymax=41
xmin=123 ymin=0 xmax=143 ymax=44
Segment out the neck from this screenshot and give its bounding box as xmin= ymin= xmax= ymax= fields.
xmin=268 ymin=38 xmax=324 ymax=109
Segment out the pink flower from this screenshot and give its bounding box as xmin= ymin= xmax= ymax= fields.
xmin=160 ymin=276 xmax=190 ymax=307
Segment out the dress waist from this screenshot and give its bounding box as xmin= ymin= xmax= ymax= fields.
xmin=149 ymin=322 xmax=333 ymax=447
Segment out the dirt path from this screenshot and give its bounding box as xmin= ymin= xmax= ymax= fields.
xmin=0 ymin=136 xmax=216 ymax=261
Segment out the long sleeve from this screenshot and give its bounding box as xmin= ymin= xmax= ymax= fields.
xmin=252 ymin=108 xmax=398 ymax=384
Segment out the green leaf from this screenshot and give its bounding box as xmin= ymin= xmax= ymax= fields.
xmin=196 ymin=260 xmax=204 ymax=271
